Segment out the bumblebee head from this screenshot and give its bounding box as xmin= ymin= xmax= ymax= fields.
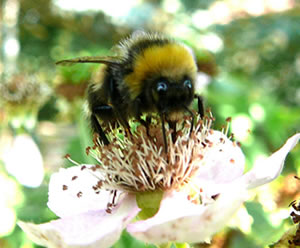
xmin=151 ymin=76 xmax=194 ymax=113
xmin=124 ymin=40 xmax=198 ymax=114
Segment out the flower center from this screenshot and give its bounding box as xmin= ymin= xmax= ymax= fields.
xmin=86 ymin=114 xmax=215 ymax=194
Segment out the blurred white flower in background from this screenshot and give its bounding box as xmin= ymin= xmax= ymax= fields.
xmin=2 ymin=134 xmax=44 ymax=188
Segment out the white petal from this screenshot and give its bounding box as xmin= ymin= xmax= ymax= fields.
xmin=19 ymin=194 xmax=140 ymax=248
xmin=197 ymin=131 xmax=245 ymax=183
xmin=3 ymin=134 xmax=44 ymax=188
xmin=241 ymin=133 xmax=300 ymax=189
xmin=47 ymin=165 xmax=110 ymax=218
xmin=127 ymin=183 xmax=247 ymax=244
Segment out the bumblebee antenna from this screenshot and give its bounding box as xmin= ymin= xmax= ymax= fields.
xmin=55 ymin=56 xmax=120 ymax=68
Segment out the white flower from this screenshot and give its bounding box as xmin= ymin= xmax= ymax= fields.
xmin=2 ymin=134 xmax=44 ymax=188
xmin=19 ymin=116 xmax=300 ymax=248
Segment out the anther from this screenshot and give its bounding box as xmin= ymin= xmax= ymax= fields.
xmin=63 ymin=154 xmax=71 ymax=159
xmin=64 ymin=154 xmax=81 ymax=166
xmin=86 ymin=146 xmax=91 ymax=155
xmin=71 ymin=176 xmax=78 ymax=181
xmin=211 ymin=194 xmax=219 ymax=200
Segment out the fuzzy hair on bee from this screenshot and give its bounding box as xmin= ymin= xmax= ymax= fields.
xmin=56 ymin=31 xmax=204 ymax=151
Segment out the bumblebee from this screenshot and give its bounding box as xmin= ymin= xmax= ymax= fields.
xmin=56 ymin=32 xmax=204 ymax=151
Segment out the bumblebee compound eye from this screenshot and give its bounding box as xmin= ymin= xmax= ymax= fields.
xmin=156 ymin=81 xmax=168 ymax=93
xmin=183 ymin=79 xmax=192 ymax=89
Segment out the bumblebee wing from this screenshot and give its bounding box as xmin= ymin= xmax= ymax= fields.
xmin=55 ymin=56 xmax=121 ymax=66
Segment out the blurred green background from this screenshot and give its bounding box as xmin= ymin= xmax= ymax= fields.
xmin=0 ymin=0 xmax=299 ymax=247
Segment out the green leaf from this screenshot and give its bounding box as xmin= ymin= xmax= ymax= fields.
xmin=245 ymin=202 xmax=285 ymax=246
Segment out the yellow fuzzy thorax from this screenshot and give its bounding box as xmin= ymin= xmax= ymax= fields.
xmin=124 ymin=43 xmax=197 ymax=99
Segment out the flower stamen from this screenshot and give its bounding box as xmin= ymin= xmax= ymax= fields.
xmin=86 ymin=116 xmax=213 ymax=194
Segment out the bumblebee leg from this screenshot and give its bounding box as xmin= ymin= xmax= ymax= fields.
xmin=92 ymin=105 xmax=114 ymax=145
xmin=137 ymin=117 xmax=151 ymax=137
xmin=160 ymin=113 xmax=168 ymax=153
xmin=133 ymin=97 xmax=151 ymax=136
xmin=195 ymin=95 xmax=204 ymax=118
xmin=183 ymin=106 xmax=195 ymax=137
xmin=108 ymin=78 xmax=131 ymax=136
xmin=168 ymin=120 xmax=177 ymax=143
xmin=146 ymin=116 xmax=153 ymax=136
xmin=91 ymin=114 xmax=110 ymax=145
xmin=113 ymin=109 xmax=131 ymax=137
